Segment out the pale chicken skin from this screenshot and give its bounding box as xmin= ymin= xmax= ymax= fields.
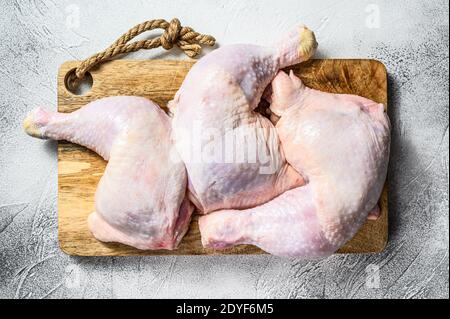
xmin=199 ymin=71 xmax=391 ymax=258
xmin=24 ymin=97 xmax=193 ymax=250
xmin=171 ymin=26 xmax=317 ymax=213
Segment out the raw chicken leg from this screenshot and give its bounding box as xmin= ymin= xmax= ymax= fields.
xmin=24 ymin=97 xmax=193 ymax=250
xmin=170 ymin=26 xmax=317 ymax=213
xmin=199 ymin=71 xmax=390 ymax=258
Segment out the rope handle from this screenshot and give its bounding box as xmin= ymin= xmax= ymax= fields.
xmin=68 ymin=18 xmax=216 ymax=90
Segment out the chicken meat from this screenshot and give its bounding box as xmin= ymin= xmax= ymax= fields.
xmin=199 ymin=71 xmax=390 ymax=258
xmin=24 ymin=96 xmax=193 ymax=250
xmin=170 ymin=26 xmax=318 ymax=213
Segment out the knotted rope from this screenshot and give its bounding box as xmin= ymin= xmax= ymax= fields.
xmin=68 ymin=18 xmax=215 ymax=90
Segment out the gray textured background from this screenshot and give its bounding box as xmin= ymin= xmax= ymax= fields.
xmin=0 ymin=0 xmax=448 ymax=299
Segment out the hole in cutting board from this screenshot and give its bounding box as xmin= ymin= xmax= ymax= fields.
xmin=64 ymin=68 xmax=93 ymax=96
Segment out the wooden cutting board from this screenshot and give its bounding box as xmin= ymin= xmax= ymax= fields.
xmin=58 ymin=59 xmax=389 ymax=256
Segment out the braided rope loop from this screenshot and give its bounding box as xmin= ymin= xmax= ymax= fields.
xmin=69 ymin=18 xmax=215 ymax=90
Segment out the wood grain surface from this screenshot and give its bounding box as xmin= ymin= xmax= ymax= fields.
xmin=58 ymin=59 xmax=388 ymax=256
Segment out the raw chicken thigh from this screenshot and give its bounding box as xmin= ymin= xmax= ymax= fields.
xmin=24 ymin=97 xmax=193 ymax=250
xmin=199 ymin=71 xmax=390 ymax=258
xmin=170 ymin=26 xmax=317 ymax=213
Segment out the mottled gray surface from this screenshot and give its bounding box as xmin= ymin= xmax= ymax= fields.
xmin=0 ymin=0 xmax=448 ymax=299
